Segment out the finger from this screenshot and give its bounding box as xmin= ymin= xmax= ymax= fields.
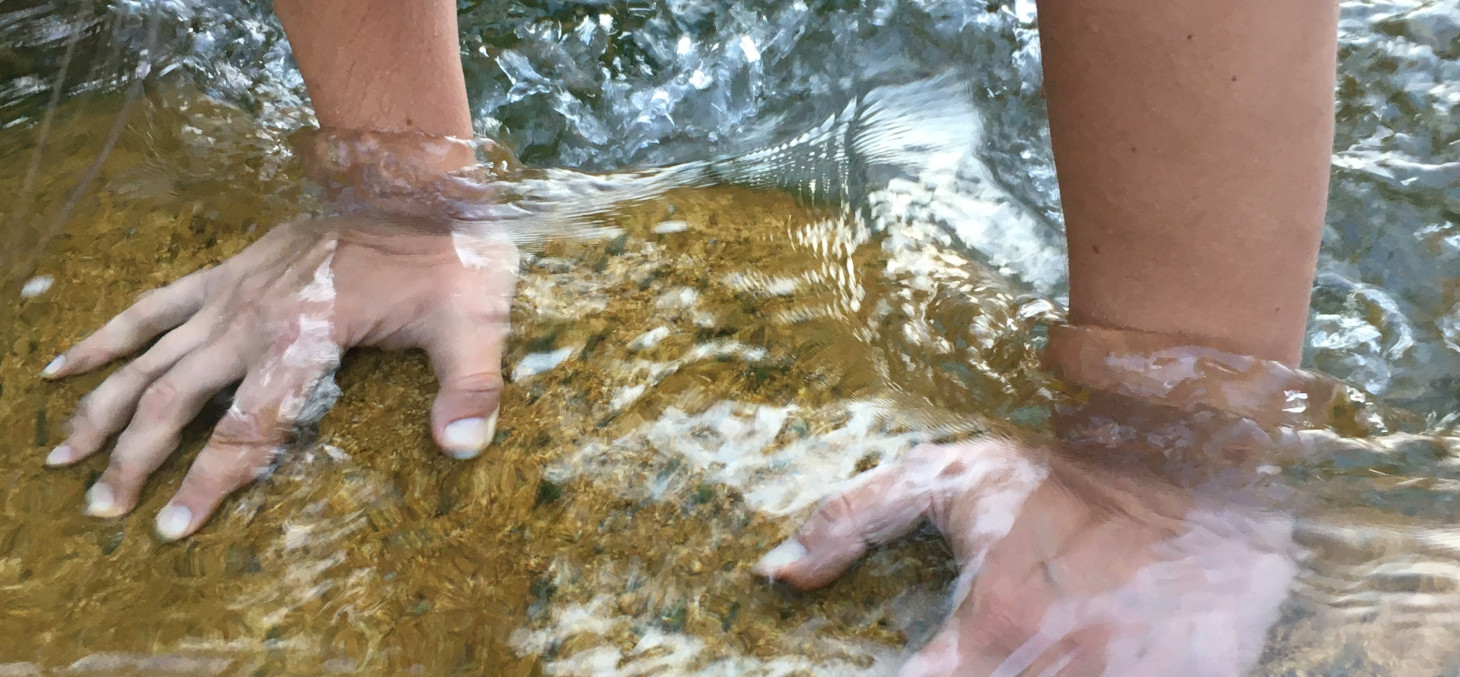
xmin=43 ymin=271 xmax=208 ymax=379
xmin=904 ymin=625 xmax=1077 ymax=677
xmin=898 ymin=574 xmax=1027 ymax=677
xmin=152 ymin=334 xmax=339 ymax=541
xmin=81 ymin=338 xmax=250 ymax=518
xmin=898 ymin=588 xmax=1079 ymax=677
xmin=899 ymin=617 xmax=977 ymax=677
xmin=422 ymin=295 xmax=511 ymax=460
xmin=751 ymin=443 xmax=957 ymax=589
xmin=944 ymin=582 xmax=1105 ymax=677
xmin=48 ymin=318 xmax=212 ymax=467
xmin=754 ymin=439 xmax=1037 ymax=590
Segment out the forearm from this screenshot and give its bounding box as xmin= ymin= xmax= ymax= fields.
xmin=274 ymin=0 xmax=478 ymax=198
xmin=1037 ymin=0 xmax=1339 ymax=366
xmin=275 ymin=0 xmax=471 ymax=136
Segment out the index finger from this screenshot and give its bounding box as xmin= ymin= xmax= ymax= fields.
xmin=151 ymin=334 xmax=340 ymax=541
xmin=44 ymin=270 xmax=209 ymax=379
xmin=754 ymin=439 xmax=1044 ymax=590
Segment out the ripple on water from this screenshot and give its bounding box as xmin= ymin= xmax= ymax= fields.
xmin=2 ymin=0 xmax=1460 ymax=674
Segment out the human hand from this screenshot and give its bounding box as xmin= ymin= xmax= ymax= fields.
xmin=754 ymin=440 xmax=1295 ymax=676
xmin=42 ymin=217 xmax=517 ymax=541
xmin=754 ymin=326 xmax=1336 ymax=676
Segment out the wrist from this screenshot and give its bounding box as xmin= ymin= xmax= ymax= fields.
xmin=292 ymin=128 xmax=516 ymax=221
xmin=1041 ymin=323 xmax=1345 ymax=491
xmin=1043 ymin=324 xmax=1340 ymax=430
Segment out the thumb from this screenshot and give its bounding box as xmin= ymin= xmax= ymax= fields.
xmin=752 ymin=439 xmax=1036 ymax=590
xmin=423 ymin=311 xmax=508 ymax=460
xmin=753 ymin=444 xmax=949 ymax=590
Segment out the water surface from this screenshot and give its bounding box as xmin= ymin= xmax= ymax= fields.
xmin=1 ymin=0 xmax=1459 ymax=675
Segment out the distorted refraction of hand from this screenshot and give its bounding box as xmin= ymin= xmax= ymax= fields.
xmin=755 ymin=326 xmax=1343 ymax=676
xmin=43 ymin=210 xmax=517 ymax=541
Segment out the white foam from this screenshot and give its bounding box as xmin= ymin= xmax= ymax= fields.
xmin=628 ymin=326 xmax=671 ymax=351
xmin=512 ymin=347 xmax=575 ymax=382
xmin=653 ymin=220 xmax=690 ymax=234
xmin=20 ymin=275 xmax=52 ymax=298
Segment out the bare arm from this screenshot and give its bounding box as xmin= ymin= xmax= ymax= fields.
xmin=760 ymin=4 xmax=1340 ymax=673
xmin=1039 ymin=0 xmax=1339 ymax=366
xmin=273 ymin=0 xmax=473 ymax=139
xmin=46 ymin=0 xmax=516 ymax=540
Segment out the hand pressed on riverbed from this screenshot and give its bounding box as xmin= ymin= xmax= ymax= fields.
xmin=41 ymin=218 xmax=517 ymax=540
xmin=754 ymin=330 xmax=1330 ymax=676
xmin=755 ymin=440 xmax=1295 ymax=676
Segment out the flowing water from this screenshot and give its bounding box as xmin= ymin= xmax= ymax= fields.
xmin=0 ymin=0 xmax=1458 ymax=675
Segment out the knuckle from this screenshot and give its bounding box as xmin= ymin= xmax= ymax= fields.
xmin=809 ymin=491 xmax=859 ymax=534
xmin=97 ymin=316 xmax=140 ymax=348
xmin=136 ymin=379 xmax=185 ymax=422
xmin=72 ymin=393 xmax=100 ymax=424
xmin=445 ymin=371 xmax=504 ymax=398
xmin=212 ymin=411 xmax=289 ymax=452
xmin=128 ymin=352 xmax=173 ymax=380
xmin=211 ymin=415 xmax=266 ymax=448
xmin=115 ymin=302 xmax=153 ymax=329
xmin=104 ymin=454 xmax=147 ymax=487
xmin=185 ymin=458 xmax=247 ymax=496
xmin=71 ymin=392 xmax=111 ymax=431
xmin=195 ymin=438 xmax=273 ymax=491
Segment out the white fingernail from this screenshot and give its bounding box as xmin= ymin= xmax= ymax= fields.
xmin=155 ymin=504 xmax=193 ymax=541
xmin=443 ymin=410 xmax=497 ymax=460
xmin=85 ymin=483 xmax=119 ymax=517
xmin=753 ymin=539 xmax=808 ymax=578
xmin=45 ymin=444 xmax=73 ymax=466
xmin=41 ymin=356 xmax=65 ymax=378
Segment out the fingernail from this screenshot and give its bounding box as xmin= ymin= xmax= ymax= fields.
xmin=753 ymin=539 xmax=808 ymax=579
xmin=155 ymin=504 xmax=193 ymax=541
xmin=41 ymin=355 xmax=65 ymax=378
xmin=45 ymin=444 xmax=73 ymax=466
xmin=443 ymin=409 xmax=497 ymax=460
xmin=84 ymin=483 xmax=120 ymax=518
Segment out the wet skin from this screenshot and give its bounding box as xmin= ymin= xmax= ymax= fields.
xmin=43 ymin=218 xmax=518 ymax=540
xmin=756 ymin=439 xmax=1295 ymax=676
xmin=754 ymin=329 xmax=1332 ymax=676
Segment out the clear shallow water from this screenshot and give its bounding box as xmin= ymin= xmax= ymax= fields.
xmin=0 ymin=0 xmax=1458 ymax=675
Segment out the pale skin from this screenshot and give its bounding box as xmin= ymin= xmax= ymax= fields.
xmin=42 ymin=0 xmax=1340 ymax=673
xmin=42 ymin=1 xmax=516 ymax=537
xmin=758 ymin=3 xmax=1338 ymax=672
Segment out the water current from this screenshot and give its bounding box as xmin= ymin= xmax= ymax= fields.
xmin=0 ymin=0 xmax=1458 ymax=675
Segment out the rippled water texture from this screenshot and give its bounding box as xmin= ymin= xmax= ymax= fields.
xmin=1 ymin=0 xmax=1458 ymax=675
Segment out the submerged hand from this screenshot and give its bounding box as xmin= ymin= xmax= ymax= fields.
xmin=42 ymin=218 xmax=517 ymax=540
xmin=755 ymin=328 xmax=1330 ymax=676
xmin=755 ymin=441 xmax=1294 ymax=676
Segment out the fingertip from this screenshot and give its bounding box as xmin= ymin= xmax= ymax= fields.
xmin=84 ymin=482 xmax=126 ymax=518
xmin=440 ymin=408 xmax=498 ymax=460
xmin=165 ymin=453 xmax=256 ymax=543
xmin=40 ymin=355 xmax=66 ymax=379
xmin=752 ymin=538 xmax=849 ymax=590
xmin=45 ymin=444 xmax=73 ymax=467
xmin=752 ymin=539 xmax=809 ymax=580
xmin=154 ymin=503 xmax=195 ymax=541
